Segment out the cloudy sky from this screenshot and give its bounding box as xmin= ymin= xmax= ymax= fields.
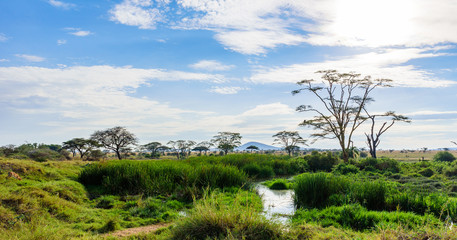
xmin=1 ymin=0 xmax=457 ymax=149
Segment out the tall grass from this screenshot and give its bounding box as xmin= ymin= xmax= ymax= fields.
xmin=78 ymin=160 xmax=248 ymax=199
xmin=171 ymin=190 xmax=282 ymax=240
xmin=186 ymin=154 xmax=305 ymax=178
xmin=294 ymin=173 xmax=387 ymax=210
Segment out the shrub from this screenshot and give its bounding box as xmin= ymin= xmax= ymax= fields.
xmin=305 ymin=151 xmax=339 ymax=172
xmin=332 ymin=163 xmax=359 ymax=175
xmin=27 ymin=148 xmax=63 ymax=162
xmin=434 ymin=151 xmax=456 ymax=162
xmin=171 ymin=191 xmax=282 ymax=240
xmin=419 ymin=167 xmax=435 ymax=177
xmin=358 ymin=157 xmax=400 ymax=173
xmin=294 ymin=173 xmax=348 ymax=208
xmin=265 ymin=179 xmax=289 ymax=190
xmin=292 ymin=204 xmax=441 ymax=231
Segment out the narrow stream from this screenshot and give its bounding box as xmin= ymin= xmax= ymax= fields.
xmin=255 ymin=183 xmax=295 ymax=223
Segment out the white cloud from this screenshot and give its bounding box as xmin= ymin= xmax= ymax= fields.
xmin=109 ymin=0 xmax=164 ymax=29
xmin=209 ymin=86 xmax=247 ymax=94
xmin=48 ymin=0 xmax=76 ymax=9
xmin=0 ymin=59 xmax=9 ymax=62
xmin=69 ymin=30 xmax=92 ymax=37
xmin=15 ymin=54 xmax=45 ymax=62
xmin=249 ymin=47 xmax=456 ymax=88
xmin=57 ymin=39 xmax=67 ymax=45
xmin=107 ymin=0 xmax=457 ymax=54
xmin=190 ymin=60 xmax=234 ymax=71
xmin=241 ymin=102 xmax=294 ymax=117
xmin=0 ymin=33 xmax=8 ymax=42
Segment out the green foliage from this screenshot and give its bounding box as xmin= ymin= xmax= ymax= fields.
xmin=263 ymin=178 xmax=290 ymax=190
xmin=419 ymin=167 xmax=435 ymax=177
xmin=434 ymin=151 xmax=456 ymax=162
xmin=358 ymin=157 xmax=400 ymax=173
xmin=78 ymin=160 xmax=248 ymax=199
xmin=332 ymin=163 xmax=359 ymax=175
xmin=305 ymin=151 xmax=339 ymax=172
xmin=171 ymin=190 xmax=282 ymax=240
xmin=292 ymin=204 xmax=441 ymax=231
xmin=294 ymin=173 xmax=387 ymax=211
xmin=186 ymin=154 xmax=303 ymax=178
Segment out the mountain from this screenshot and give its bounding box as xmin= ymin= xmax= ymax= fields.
xmin=236 ymin=141 xmax=281 ymax=151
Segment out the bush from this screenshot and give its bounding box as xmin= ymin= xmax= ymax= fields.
xmin=305 ymin=151 xmax=339 ymax=172
xmin=171 ymin=191 xmax=282 ymax=240
xmin=264 ymin=179 xmax=289 ymax=190
xmin=358 ymin=157 xmax=400 ymax=173
xmin=27 ymin=148 xmax=63 ymax=162
xmin=419 ymin=167 xmax=435 ymax=177
xmin=292 ymin=204 xmax=441 ymax=231
xmin=332 ymin=163 xmax=359 ymax=175
xmin=433 ymin=151 xmax=456 ymax=162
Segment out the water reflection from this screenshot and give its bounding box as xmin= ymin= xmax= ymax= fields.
xmin=256 ymin=183 xmax=295 ymax=223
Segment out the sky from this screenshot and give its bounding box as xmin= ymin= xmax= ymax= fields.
xmin=1 ymin=0 xmax=457 ymax=150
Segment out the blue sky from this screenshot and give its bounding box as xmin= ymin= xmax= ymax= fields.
xmin=1 ymin=0 xmax=457 ymax=150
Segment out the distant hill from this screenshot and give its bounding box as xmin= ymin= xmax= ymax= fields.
xmin=236 ymin=141 xmax=281 ymax=151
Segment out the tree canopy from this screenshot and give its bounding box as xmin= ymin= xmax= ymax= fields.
xmin=211 ymin=132 xmax=242 ymax=155
xmin=293 ymin=70 xmax=392 ymax=162
xmin=90 ymin=126 xmax=138 ymax=160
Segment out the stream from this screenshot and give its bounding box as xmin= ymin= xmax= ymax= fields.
xmin=255 ymin=183 xmax=295 ymax=223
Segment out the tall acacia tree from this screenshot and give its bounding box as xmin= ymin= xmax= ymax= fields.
xmin=292 ymin=70 xmax=392 ymax=162
xmin=272 ymin=131 xmax=307 ymax=156
xmin=364 ymin=110 xmax=410 ymax=158
xmin=211 ymin=132 xmax=242 ymax=155
xmin=142 ymin=141 xmax=162 ymax=158
xmin=90 ymin=126 xmax=138 ymax=160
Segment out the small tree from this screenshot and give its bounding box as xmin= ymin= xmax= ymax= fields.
xmin=272 ymin=131 xmax=307 ymax=156
xmin=90 ymin=126 xmax=138 ymax=159
xmin=194 ymin=141 xmax=213 ymax=155
xmin=364 ymin=110 xmax=410 ymax=158
xmin=143 ymin=142 xmax=162 ymax=158
xmin=246 ymin=145 xmax=259 ymax=153
xmin=292 ymin=70 xmax=392 ymax=162
xmin=63 ymin=138 xmax=99 ymax=159
xmin=211 ymin=132 xmax=242 ymax=155
xmin=434 ymin=151 xmax=456 ymax=162
xmin=167 ymin=140 xmax=195 ymax=159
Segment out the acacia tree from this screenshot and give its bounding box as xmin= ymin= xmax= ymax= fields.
xmin=167 ymin=140 xmax=195 ymax=159
xmin=62 ymin=138 xmax=99 ymax=159
xmin=90 ymin=126 xmax=138 ymax=160
xmin=246 ymin=145 xmax=259 ymax=153
xmin=211 ymin=132 xmax=242 ymax=155
xmin=292 ymin=70 xmax=392 ymax=162
xmin=193 ymin=141 xmax=213 ymax=155
xmin=272 ymin=131 xmax=307 ymax=156
xmin=364 ymin=110 xmax=410 ymax=158
xmin=143 ymin=141 xmax=162 ymax=158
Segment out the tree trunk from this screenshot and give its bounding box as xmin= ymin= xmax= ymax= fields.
xmin=115 ymin=150 xmax=122 ymax=160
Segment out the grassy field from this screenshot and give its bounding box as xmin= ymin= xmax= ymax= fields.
xmin=2 ymin=153 xmax=457 ymax=239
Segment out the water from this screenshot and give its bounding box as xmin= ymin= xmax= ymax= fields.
xmin=255 ymin=183 xmax=295 ymax=223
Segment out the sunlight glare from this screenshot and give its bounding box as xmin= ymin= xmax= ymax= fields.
xmin=331 ymin=0 xmax=414 ymax=46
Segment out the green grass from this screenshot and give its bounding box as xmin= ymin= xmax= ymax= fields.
xmin=78 ymin=160 xmax=248 ymax=200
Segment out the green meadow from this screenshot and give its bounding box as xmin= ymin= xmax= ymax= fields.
xmin=2 ymin=152 xmax=457 ymax=239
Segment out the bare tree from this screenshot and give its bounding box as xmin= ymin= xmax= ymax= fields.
xmin=90 ymin=126 xmax=138 ymax=159
xmin=211 ymin=132 xmax=242 ymax=155
xmin=364 ymin=110 xmax=410 ymax=158
xmin=292 ymin=70 xmax=392 ymax=162
xmin=272 ymin=131 xmax=307 ymax=156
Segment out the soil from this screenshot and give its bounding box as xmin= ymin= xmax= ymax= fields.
xmin=105 ymin=222 xmax=172 ymax=238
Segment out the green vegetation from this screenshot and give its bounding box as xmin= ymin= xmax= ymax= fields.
xmin=3 ymin=153 xmax=457 ymax=239
xmin=434 ymin=151 xmax=457 ymax=162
